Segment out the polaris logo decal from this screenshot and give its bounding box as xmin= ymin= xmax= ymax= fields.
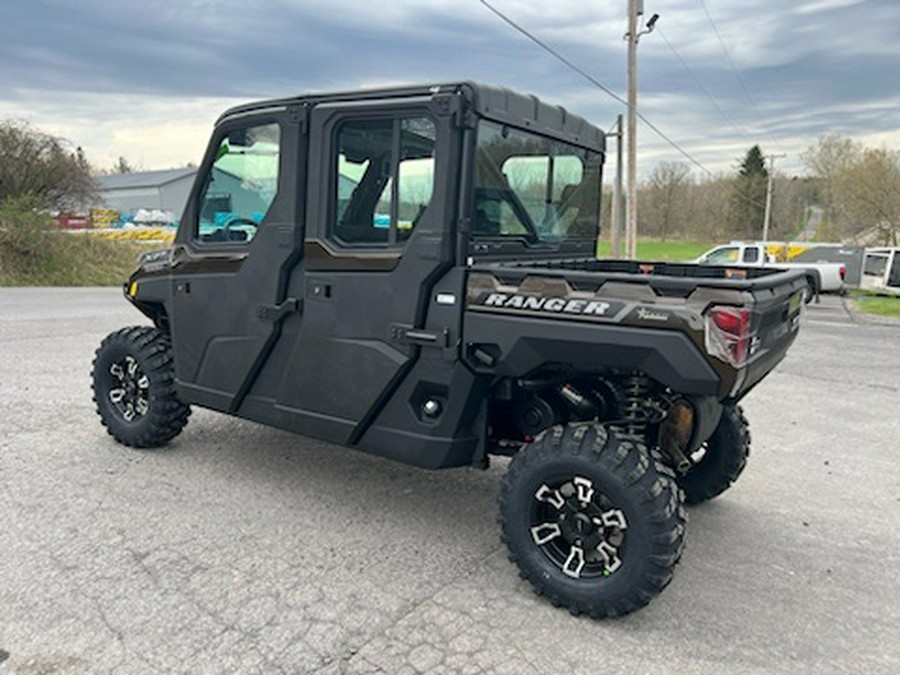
xmin=635 ymin=308 xmax=669 ymax=322
xmin=476 ymin=293 xmax=620 ymax=317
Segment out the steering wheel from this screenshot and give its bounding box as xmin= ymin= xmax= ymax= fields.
xmin=222 ymin=217 xmax=259 ymax=242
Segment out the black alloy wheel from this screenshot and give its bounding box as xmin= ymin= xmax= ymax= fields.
xmin=105 ymin=354 xmax=150 ymax=422
xmin=499 ymin=423 xmax=687 ymax=618
xmin=529 ymin=474 xmax=628 ymax=580
xmin=92 ymin=326 xmax=190 ymax=448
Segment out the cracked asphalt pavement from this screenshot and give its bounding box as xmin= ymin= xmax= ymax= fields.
xmin=1 ymin=289 xmax=898 ymax=674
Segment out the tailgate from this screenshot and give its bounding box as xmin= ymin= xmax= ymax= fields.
xmin=730 ymin=286 xmax=805 ymax=398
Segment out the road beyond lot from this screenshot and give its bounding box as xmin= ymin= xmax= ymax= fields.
xmin=1 ymin=289 xmax=898 ymax=674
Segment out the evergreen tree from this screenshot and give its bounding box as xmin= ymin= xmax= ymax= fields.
xmin=113 ymin=156 xmax=135 ymax=174
xmin=730 ymin=145 xmax=768 ymax=239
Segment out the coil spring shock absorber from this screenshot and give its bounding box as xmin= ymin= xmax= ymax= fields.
xmin=621 ymin=373 xmax=651 ymax=439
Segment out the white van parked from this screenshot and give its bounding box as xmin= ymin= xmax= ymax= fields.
xmin=861 ymin=248 xmax=900 ymax=296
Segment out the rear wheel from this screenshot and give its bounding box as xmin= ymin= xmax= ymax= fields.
xmin=92 ymin=326 xmax=190 ymax=448
xmin=803 ymin=275 xmax=818 ymax=304
xmin=677 ymin=405 xmax=749 ymax=505
xmin=499 ymin=424 xmax=687 ymax=618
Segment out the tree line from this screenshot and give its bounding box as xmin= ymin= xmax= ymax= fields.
xmin=631 ymin=136 xmax=900 ymax=245
xmin=2 ymin=117 xmax=898 ymax=246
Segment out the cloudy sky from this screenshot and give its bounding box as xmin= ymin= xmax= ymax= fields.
xmin=1 ymin=0 xmax=897 ymax=178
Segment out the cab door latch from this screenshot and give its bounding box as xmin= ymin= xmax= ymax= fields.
xmin=256 ymin=298 xmax=301 ymax=322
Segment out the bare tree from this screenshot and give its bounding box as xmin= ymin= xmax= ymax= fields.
xmin=838 ymin=148 xmax=900 ymax=245
xmin=766 ymin=175 xmax=817 ymax=240
xmin=801 ymin=133 xmax=861 ymax=234
xmin=643 ymin=161 xmax=691 ymax=241
xmin=802 ymin=134 xmax=900 ymax=244
xmin=689 ymin=176 xmax=733 ymax=241
xmin=0 ymin=119 xmax=97 ymax=209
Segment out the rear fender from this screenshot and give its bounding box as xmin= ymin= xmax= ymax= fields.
xmin=463 ymin=312 xmax=721 ymax=396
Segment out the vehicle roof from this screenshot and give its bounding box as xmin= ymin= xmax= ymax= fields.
xmin=217 ymin=81 xmax=606 ymax=153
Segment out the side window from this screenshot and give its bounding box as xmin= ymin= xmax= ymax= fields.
xmin=743 ymin=247 xmax=760 ymax=263
xmin=705 ymin=246 xmax=740 ymax=264
xmin=196 ymin=122 xmax=280 ymax=243
xmin=334 ymin=116 xmax=435 ymax=246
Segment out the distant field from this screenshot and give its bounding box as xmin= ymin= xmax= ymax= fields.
xmin=597 ymin=239 xmax=713 ymax=262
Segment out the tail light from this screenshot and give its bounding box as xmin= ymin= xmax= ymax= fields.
xmin=839 ymin=264 xmax=847 ymax=281
xmin=705 ymin=306 xmax=754 ymax=367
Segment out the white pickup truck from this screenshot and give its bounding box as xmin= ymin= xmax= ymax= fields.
xmin=696 ymin=242 xmax=846 ymax=296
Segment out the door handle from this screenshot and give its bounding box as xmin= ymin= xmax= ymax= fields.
xmin=256 ymin=298 xmax=301 ymax=322
xmin=390 ymin=324 xmax=448 ymax=347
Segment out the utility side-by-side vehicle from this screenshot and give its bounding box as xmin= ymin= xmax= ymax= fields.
xmin=93 ymin=83 xmax=806 ymax=617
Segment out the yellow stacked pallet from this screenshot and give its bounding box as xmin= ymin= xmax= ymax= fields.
xmin=91 ymin=228 xmax=176 ymax=244
xmin=90 ymin=209 xmax=120 ymax=227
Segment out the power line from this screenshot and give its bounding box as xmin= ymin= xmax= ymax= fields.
xmin=478 ymin=0 xmax=769 ymax=211
xmin=479 ymin=2 xmax=710 ymax=173
xmin=656 ymin=26 xmax=749 ymax=143
xmin=696 ymin=0 xmax=785 ymax=154
xmin=479 ymin=0 xmax=629 ymax=108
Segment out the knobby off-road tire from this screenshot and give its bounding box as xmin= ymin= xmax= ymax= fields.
xmin=92 ymin=326 xmax=190 ymax=448
xmin=499 ymin=423 xmax=687 ymax=618
xmin=677 ymin=404 xmax=750 ymax=505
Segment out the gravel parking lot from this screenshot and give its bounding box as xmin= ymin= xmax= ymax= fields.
xmin=1 ymin=288 xmax=898 ymax=674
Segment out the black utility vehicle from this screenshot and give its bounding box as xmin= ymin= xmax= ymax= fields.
xmin=93 ymin=83 xmax=806 ymax=617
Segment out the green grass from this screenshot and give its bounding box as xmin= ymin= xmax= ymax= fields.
xmin=851 ymin=291 xmax=900 ymax=319
xmin=0 ymin=234 xmax=144 ymax=286
xmin=597 ymin=238 xmax=714 ymax=262
xmin=0 ymin=199 xmax=145 ymax=286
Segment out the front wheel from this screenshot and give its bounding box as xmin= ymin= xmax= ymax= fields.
xmin=499 ymin=424 xmax=687 ymax=618
xmin=92 ymin=326 xmax=190 ymax=448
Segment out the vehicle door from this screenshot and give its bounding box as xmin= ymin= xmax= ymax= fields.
xmin=268 ymin=96 xmax=458 ymax=444
xmin=169 ymin=107 xmax=305 ymax=412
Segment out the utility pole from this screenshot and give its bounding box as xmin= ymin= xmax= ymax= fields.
xmin=762 ymin=153 xmax=786 ymax=244
xmin=610 ymin=114 xmax=624 ymax=258
xmin=626 ymin=0 xmax=639 ymax=259
xmin=625 ymin=2 xmax=658 ymax=259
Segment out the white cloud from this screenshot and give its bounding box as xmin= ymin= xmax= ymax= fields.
xmin=0 ymin=0 xmax=897 ymax=179
xmin=0 ymin=89 xmax=243 ymax=170
xmin=794 ymin=0 xmax=866 ymax=16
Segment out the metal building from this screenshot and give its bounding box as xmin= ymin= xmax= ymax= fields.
xmin=96 ymin=168 xmax=197 ymax=220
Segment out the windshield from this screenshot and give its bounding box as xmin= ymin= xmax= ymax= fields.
xmin=473 ymin=120 xmax=602 ymax=245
